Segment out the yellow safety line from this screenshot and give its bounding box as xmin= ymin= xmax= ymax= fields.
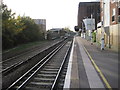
xmin=83 ymin=46 xmax=112 ymax=90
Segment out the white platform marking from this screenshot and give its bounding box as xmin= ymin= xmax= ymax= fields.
xmin=63 ymin=38 xmax=75 ymax=89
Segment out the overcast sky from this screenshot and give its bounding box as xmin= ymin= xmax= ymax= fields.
xmin=3 ymin=0 xmax=99 ymax=30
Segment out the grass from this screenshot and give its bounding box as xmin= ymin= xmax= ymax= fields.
xmin=3 ymin=40 xmax=48 ymax=53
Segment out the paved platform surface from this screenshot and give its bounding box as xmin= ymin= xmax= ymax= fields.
xmin=64 ymin=36 xmax=119 ymax=89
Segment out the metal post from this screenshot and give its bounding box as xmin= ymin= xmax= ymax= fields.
xmin=91 ymin=14 xmax=93 ymax=45
xmin=82 ymin=22 xmax=84 ymax=38
xmin=101 ymin=2 xmax=105 ymax=50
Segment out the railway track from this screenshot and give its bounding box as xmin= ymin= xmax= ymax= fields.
xmin=6 ymin=40 xmax=72 ymax=90
xmin=1 ymin=39 xmax=66 ymax=75
xmin=2 ymin=39 xmax=62 ymax=60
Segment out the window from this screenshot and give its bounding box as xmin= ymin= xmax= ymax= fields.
xmin=118 ymin=8 xmax=120 ymax=23
xmin=101 ymin=16 xmax=103 ymax=21
xmin=118 ymin=16 xmax=120 ymax=22
xmin=118 ymin=8 xmax=120 ymax=15
xmin=112 ymin=8 xmax=115 ymax=16
xmin=112 ymin=8 xmax=115 ymax=22
xmin=112 ymin=16 xmax=115 ymax=21
xmin=119 ymin=1 xmax=120 ymax=8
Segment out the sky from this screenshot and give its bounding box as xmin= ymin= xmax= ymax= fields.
xmin=3 ymin=0 xmax=99 ymax=30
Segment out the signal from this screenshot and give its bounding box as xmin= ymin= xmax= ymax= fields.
xmin=74 ymin=26 xmax=79 ymax=31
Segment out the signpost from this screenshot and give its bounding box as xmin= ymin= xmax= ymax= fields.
xmin=74 ymin=26 xmax=79 ymax=32
xmin=83 ymin=16 xmax=95 ymax=44
xmin=101 ymin=2 xmax=105 ymax=50
xmin=83 ymin=18 xmax=95 ymax=31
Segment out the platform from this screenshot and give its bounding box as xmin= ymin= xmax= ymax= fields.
xmin=63 ymin=36 xmax=118 ymax=89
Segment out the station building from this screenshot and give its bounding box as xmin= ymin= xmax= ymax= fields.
xmin=97 ymin=0 xmax=120 ymax=51
xmin=77 ymin=0 xmax=120 ymax=51
xmin=77 ymin=2 xmax=100 ymax=30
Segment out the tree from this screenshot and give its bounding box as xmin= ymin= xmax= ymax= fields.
xmin=2 ymin=3 xmax=44 ymax=50
xmin=2 ymin=3 xmax=16 ymax=49
xmin=20 ymin=16 xmax=44 ymax=42
xmin=64 ymin=27 xmax=70 ymax=31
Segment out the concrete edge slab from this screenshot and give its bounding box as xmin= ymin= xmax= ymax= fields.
xmin=76 ymin=37 xmax=105 ymax=88
xmin=63 ymin=38 xmax=75 ymax=89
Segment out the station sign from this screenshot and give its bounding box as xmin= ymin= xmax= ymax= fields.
xmin=83 ymin=18 xmax=95 ymax=30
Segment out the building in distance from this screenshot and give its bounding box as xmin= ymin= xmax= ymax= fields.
xmin=33 ymin=19 xmax=46 ymax=33
xmin=33 ymin=19 xmax=46 ymax=39
xmin=77 ymin=1 xmax=100 ymax=30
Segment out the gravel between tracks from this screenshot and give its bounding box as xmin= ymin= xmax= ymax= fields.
xmin=2 ymin=39 xmax=63 ymax=89
xmin=2 ymin=39 xmax=62 ymax=60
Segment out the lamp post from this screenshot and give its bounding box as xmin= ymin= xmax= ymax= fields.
xmin=82 ymin=22 xmax=84 ymax=38
xmin=101 ymin=2 xmax=105 ymax=50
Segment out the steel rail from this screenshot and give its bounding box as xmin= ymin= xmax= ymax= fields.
xmin=51 ymin=40 xmax=72 ymax=90
xmin=1 ymin=40 xmax=64 ymax=63
xmin=1 ymin=39 xmax=65 ymax=74
xmin=6 ymin=40 xmax=68 ymax=90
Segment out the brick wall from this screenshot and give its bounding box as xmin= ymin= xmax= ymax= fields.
xmin=110 ymin=1 xmax=118 ymax=25
xmin=96 ymin=24 xmax=120 ymax=52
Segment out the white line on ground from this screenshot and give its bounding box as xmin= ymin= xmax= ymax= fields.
xmin=63 ymin=37 xmax=75 ymax=89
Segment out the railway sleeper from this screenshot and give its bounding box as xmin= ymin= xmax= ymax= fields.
xmin=43 ymin=67 xmax=60 ymax=70
xmin=39 ymin=71 xmax=58 ymax=74
xmin=45 ymin=64 xmax=61 ymax=67
xmin=37 ymin=74 xmax=56 ymax=78
xmin=25 ymin=86 xmax=49 ymax=90
xmin=33 ymin=77 xmax=54 ymax=82
xmin=26 ymin=82 xmax=52 ymax=88
xmin=42 ymin=68 xmax=59 ymax=71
